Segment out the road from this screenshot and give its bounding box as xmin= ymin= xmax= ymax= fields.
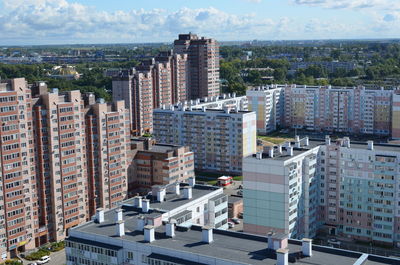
xmin=21 ymin=250 xmax=66 ymax=265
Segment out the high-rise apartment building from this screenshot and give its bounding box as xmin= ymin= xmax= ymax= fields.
xmin=174 ymin=33 xmax=220 ymax=99
xmin=247 ymin=85 xmax=396 ymax=137
xmin=243 ymin=136 xmax=400 ymax=247
xmin=246 ymin=86 xmax=285 ymax=133
xmin=243 ymin=137 xmax=319 ymax=238
xmin=33 ymin=89 xmax=89 ymax=242
xmin=84 ymin=96 xmax=130 ymax=217
xmin=153 ymin=105 xmax=257 ymax=174
xmin=0 ymin=78 xmax=130 ymax=258
xmin=0 ymin=78 xmax=38 ymax=258
xmin=112 ymin=52 xmax=188 ymax=136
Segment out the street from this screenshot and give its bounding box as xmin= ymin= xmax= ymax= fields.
xmin=21 ymin=250 xmax=66 ymax=265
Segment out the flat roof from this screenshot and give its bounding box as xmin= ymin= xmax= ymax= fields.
xmin=253 ymin=139 xmax=400 ymax=162
xmin=70 ymin=223 xmax=398 ymax=265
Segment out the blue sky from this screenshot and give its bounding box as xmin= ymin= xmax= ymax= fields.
xmin=0 ymin=0 xmax=399 ymax=45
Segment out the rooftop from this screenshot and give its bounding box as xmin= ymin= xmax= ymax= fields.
xmin=70 ymin=223 xmax=398 ymax=265
xmin=252 ymin=137 xmax=400 ymax=162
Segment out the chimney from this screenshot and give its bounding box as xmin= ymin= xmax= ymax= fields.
xmin=96 ymin=208 xmax=104 ymax=224
xmin=287 ymin=147 xmax=294 ymax=156
xmin=136 ymin=216 xmax=145 ymax=231
xmin=344 ymin=137 xmax=350 ymax=148
xmin=134 ymin=196 xmax=143 ymax=208
xmin=295 ymin=135 xmax=301 ymax=148
xmin=166 ymin=219 xmax=176 ymax=238
xmin=268 ymin=148 xmax=274 ymax=158
xmin=157 ymin=187 xmax=166 ymax=202
xmin=116 ymin=220 xmax=125 ymax=237
xmin=115 ymin=208 xmax=123 ymax=222
xmin=188 ymin=177 xmax=196 ymax=187
xmin=276 ymin=248 xmax=289 ymax=265
xmin=202 ymin=225 xmax=213 ymax=243
xmin=267 ymin=231 xmax=275 ymax=249
xmin=304 ymin=136 xmax=309 ymax=146
xmin=175 ymin=182 xmax=180 ymax=195
xmin=256 ymin=152 xmax=262 ymax=160
xmin=183 ymin=187 xmax=192 ymax=199
xmin=144 ymin=225 xmax=155 ymax=243
xmin=302 ymin=238 xmax=312 ymax=257
xmin=142 ymin=199 xmax=150 ymax=213
xmin=325 ymin=135 xmax=331 ymax=145
xmin=368 ymin=140 xmax=374 ymax=151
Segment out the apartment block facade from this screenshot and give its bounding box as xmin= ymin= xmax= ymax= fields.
xmin=0 ymin=78 xmax=130 ymax=258
xmin=85 ymin=97 xmax=130 ymax=217
xmin=112 ymin=52 xmax=188 ymax=136
xmin=0 ymin=78 xmax=38 ymax=258
xmin=247 ymin=84 xmax=397 ymax=137
xmin=246 ymin=86 xmax=284 ymax=133
xmin=174 ymin=33 xmax=220 ymax=99
xmin=127 ymin=137 xmax=195 ymax=194
xmin=33 ymin=89 xmax=89 ymax=243
xmin=153 ymin=106 xmax=257 ymax=174
xmin=243 ymin=136 xmax=400 ymax=246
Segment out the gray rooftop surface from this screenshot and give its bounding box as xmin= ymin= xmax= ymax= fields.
xmin=254 ymin=139 xmax=400 ymax=162
xmin=72 ymin=192 xmax=399 ymax=265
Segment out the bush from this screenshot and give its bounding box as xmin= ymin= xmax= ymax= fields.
xmin=25 ymin=249 xmax=50 ymax=261
xmin=50 ymin=241 xmax=65 ymax=252
xmin=2 ymin=259 xmax=22 ymax=265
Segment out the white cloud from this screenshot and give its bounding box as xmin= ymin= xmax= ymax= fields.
xmin=244 ymin=0 xmax=262 ymax=3
xmin=293 ymin=0 xmax=400 ymax=10
xmin=0 ymin=0 xmax=282 ymax=44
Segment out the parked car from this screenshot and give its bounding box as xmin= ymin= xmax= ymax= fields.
xmin=231 ymin=218 xmax=241 ymax=224
xmin=237 ymin=190 xmax=243 ymax=196
xmin=37 ymin=256 xmax=51 ymax=264
xmin=327 ymin=238 xmax=341 ymax=247
xmin=228 ymin=222 xmax=235 ymax=228
xmin=238 ymin=212 xmax=243 ymax=219
xmin=238 ymin=185 xmax=243 ymax=190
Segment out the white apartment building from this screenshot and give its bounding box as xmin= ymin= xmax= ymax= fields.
xmin=246 ymin=86 xmax=284 ymax=133
xmin=153 ymin=106 xmax=257 ymax=174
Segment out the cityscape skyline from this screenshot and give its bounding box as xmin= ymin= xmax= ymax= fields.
xmin=1 ymin=0 xmax=400 ymax=45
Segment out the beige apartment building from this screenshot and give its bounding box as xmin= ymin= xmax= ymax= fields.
xmin=127 ymin=138 xmax=195 ymax=195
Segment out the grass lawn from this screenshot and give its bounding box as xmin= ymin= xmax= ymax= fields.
xmin=257 ymin=135 xmax=293 ymax=145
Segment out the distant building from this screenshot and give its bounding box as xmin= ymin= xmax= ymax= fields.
xmin=290 ymin=61 xmax=357 ymax=74
xmin=153 ymin=105 xmax=257 ymax=174
xmin=247 ymin=84 xmax=398 ymax=137
xmin=244 ymin=136 xmax=400 ymax=246
xmin=112 ymin=51 xmax=188 ymax=136
xmin=174 ymin=33 xmax=220 ymax=99
xmin=47 ymin=65 xmax=80 ymax=80
xmin=247 ymin=86 xmax=285 ymax=133
xmin=127 ymin=137 xmax=195 ymax=194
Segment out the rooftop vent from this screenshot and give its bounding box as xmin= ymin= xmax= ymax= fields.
xmin=116 ymin=220 xmax=125 ymax=237
xmin=202 ymin=225 xmax=213 ymax=243
xmin=95 ymin=208 xmax=104 ymax=224
xmin=183 ymin=187 xmax=192 ymax=200
xmin=144 ymin=225 xmax=155 ymax=243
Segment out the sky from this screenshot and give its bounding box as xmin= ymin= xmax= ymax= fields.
xmin=0 ymin=0 xmax=400 ymax=45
